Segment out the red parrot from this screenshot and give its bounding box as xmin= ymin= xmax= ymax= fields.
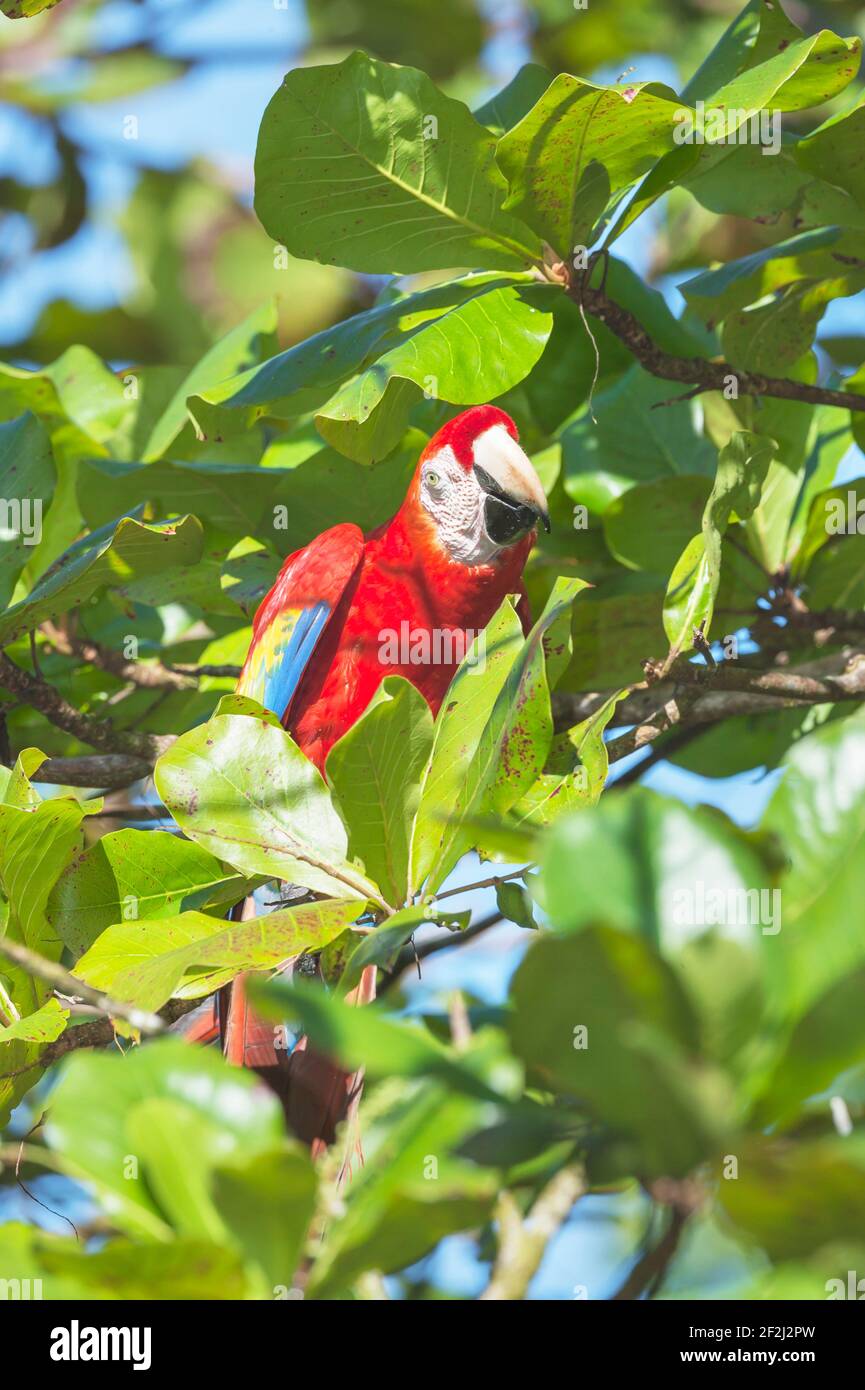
xmin=191 ymin=405 xmax=549 ymax=1153
xmin=236 ymin=404 xmax=549 ymax=770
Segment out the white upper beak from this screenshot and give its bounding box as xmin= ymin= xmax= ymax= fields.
xmin=471 ymin=424 xmax=550 ymax=532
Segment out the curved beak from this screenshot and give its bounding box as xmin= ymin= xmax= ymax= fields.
xmin=472 ymin=425 xmax=551 ymax=544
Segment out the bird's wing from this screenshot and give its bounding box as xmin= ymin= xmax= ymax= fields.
xmin=237 ymin=523 xmax=364 ymax=722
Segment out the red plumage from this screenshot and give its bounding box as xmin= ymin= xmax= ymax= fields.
xmin=209 ymin=406 xmax=546 ymax=1154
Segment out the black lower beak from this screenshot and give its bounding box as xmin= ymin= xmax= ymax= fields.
xmin=475 ymin=464 xmax=551 ymax=544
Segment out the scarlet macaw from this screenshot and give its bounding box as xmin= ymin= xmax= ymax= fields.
xmin=235 ymin=404 xmax=549 ymax=769
xmin=197 ymin=405 xmax=549 ymax=1150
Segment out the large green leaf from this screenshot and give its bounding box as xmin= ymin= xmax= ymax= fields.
xmin=254 ymin=51 xmax=542 ymax=275
xmin=603 ymin=475 xmax=712 ymax=577
xmin=508 ymin=927 xmax=733 ymax=1176
xmin=46 ymin=829 xmax=245 ymax=957
xmin=326 ymin=677 xmax=434 ymax=909
xmin=407 ymin=600 xmax=525 ymax=894
xmin=212 ymin=1147 xmax=317 ymax=1294
xmin=794 ymin=96 xmax=865 ymax=216
xmin=0 ymin=514 xmax=203 ymax=645
xmin=496 ymin=76 xmax=683 ymax=258
xmin=44 ymin=1040 xmax=285 ymax=1239
xmin=154 ymin=712 xmax=382 ymax=904
xmin=313 ymin=281 xmax=554 ymax=462
xmin=753 ymin=966 xmax=865 ymax=1127
xmin=0 ymin=414 xmax=55 ymax=608
xmin=761 ymin=708 xmax=865 ymax=1017
xmin=76 ymin=457 xmax=288 ymax=535
xmin=563 ymin=574 xmax=666 ymax=690
xmin=720 ymin=1137 xmax=865 ymax=1261
xmin=663 ymin=431 xmax=775 ymax=655
xmin=197 ymin=274 xmax=553 ymax=464
xmin=250 ymin=975 xmax=504 ymax=1105
xmin=72 ymin=898 xmax=362 ymax=1013
xmin=409 ymin=581 xmax=584 ymax=894
xmin=561 ymin=365 xmax=716 ymax=515
xmin=708 ymin=23 xmax=861 ymax=114
xmin=307 ymin=1078 xmax=495 ymax=1297
xmin=36 ymin=1232 xmax=248 ymax=1301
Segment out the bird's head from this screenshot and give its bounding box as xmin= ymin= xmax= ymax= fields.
xmin=407 ymin=405 xmax=550 ymax=566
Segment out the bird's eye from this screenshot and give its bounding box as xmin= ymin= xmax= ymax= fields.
xmin=425 ymin=470 xmax=441 ymax=487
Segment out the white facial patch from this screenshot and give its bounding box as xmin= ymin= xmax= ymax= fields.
xmin=418 ymin=443 xmax=501 ymax=566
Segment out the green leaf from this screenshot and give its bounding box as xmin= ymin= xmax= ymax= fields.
xmin=473 ymin=64 xmax=553 ymax=137
xmin=154 ymin=712 xmax=382 ymax=904
xmin=407 ymin=600 xmax=525 ymax=894
xmin=495 ymin=878 xmax=537 ymax=930
xmin=754 ymin=966 xmax=865 ymax=1127
xmin=213 ymin=1147 xmax=317 ymax=1294
xmin=0 ymin=414 xmax=55 ymax=608
xmin=603 ymin=475 xmax=712 ymax=577
xmin=0 ymin=514 xmax=204 ymax=646
xmin=680 ymin=0 xmax=761 ymax=104
xmin=563 ymin=575 xmax=666 ymax=690
xmin=562 ymin=365 xmax=716 ymax=516
xmin=44 ymin=1039 xmax=284 ymax=1239
xmin=681 ymin=226 xmax=849 ymax=322
xmin=1 ymin=0 xmax=65 ymax=16
xmin=326 ymin=677 xmax=434 ymax=908
xmin=514 ymin=687 xmax=626 ymax=824
xmin=76 ymin=456 xmax=288 ymax=535
xmin=720 ymin=1137 xmax=865 ymax=1260
xmin=539 ymin=786 xmax=774 ymax=950
xmin=250 ymin=976 xmax=504 ymax=1104
xmin=708 ymin=24 xmax=861 ymax=115
xmin=39 ymin=1234 xmax=249 ymax=1300
xmin=794 ymin=96 xmax=865 ymax=216
xmin=198 ymin=274 xmax=553 ymax=464
xmin=72 ymin=898 xmax=362 ymax=1013
xmin=142 ymin=302 xmax=278 ymax=460
xmin=761 ymin=708 xmax=865 ymax=1017
xmin=0 ymin=997 xmax=68 ymax=1045
xmin=313 ymin=281 xmax=555 ymax=462
xmin=46 ymin=829 xmax=246 ymax=958
xmin=254 ymin=51 xmax=542 ymax=275
xmin=307 ymin=1078 xmax=495 ymax=1297
xmin=410 ymin=581 xmax=585 ymax=894
xmin=496 ymin=75 xmax=684 ymax=257
xmin=664 ymin=431 xmax=775 ymax=654
xmin=508 ymin=927 xmax=733 ymax=1176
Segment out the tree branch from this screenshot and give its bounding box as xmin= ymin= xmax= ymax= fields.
xmin=570 ymin=264 xmax=865 ymax=414
xmin=32 ymin=753 xmax=155 ymax=790
xmin=0 ymin=650 xmax=174 ymax=764
xmin=2 ymin=997 xmax=204 ymax=1079
xmin=0 ymin=936 xmax=165 ymax=1035
xmin=379 ymin=911 xmax=505 ymax=996
xmin=480 ymin=1163 xmax=586 ymax=1300
xmin=611 ymin=1205 xmax=689 ymax=1300
xmin=553 ymin=649 xmax=865 ymax=767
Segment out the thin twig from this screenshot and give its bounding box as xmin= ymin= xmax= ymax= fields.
xmin=0 ymin=937 xmax=165 ymax=1035
xmin=481 ymin=1164 xmax=586 ymax=1300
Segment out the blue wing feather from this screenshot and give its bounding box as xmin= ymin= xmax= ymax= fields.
xmin=237 ymin=600 xmax=331 ymax=720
